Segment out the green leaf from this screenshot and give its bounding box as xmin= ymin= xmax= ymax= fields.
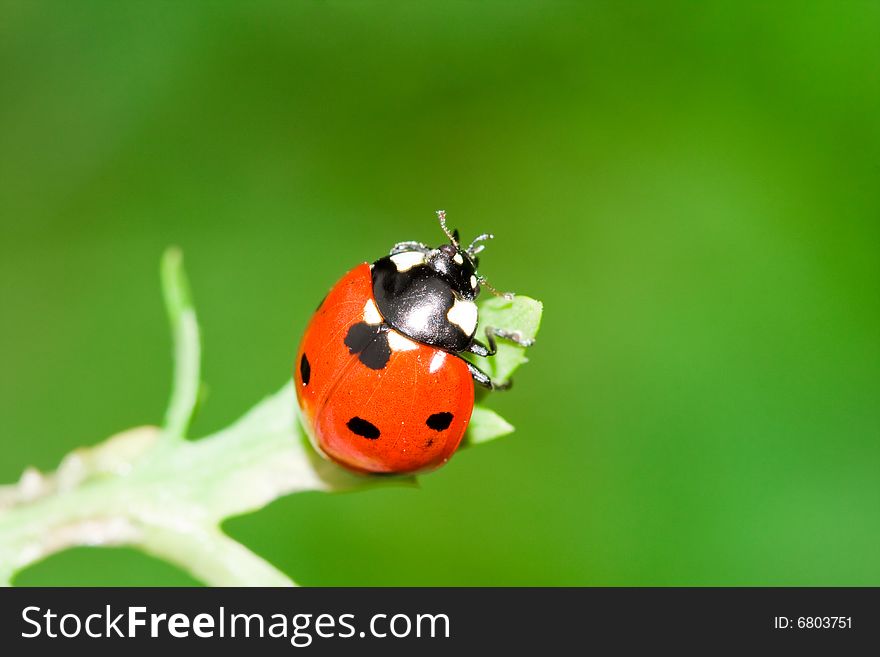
xmin=471 ymin=295 xmax=543 ymax=385
xmin=463 ymin=406 xmax=514 ymax=447
xmin=459 ymin=295 xmax=543 ymax=448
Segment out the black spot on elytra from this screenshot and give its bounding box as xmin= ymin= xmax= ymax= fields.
xmin=344 ymin=322 xmax=391 ymax=370
xmin=426 ymin=412 xmax=454 ymax=431
xmin=344 ymin=322 xmax=376 ymax=352
xmin=299 ymin=353 xmax=311 ymax=386
xmin=347 ymin=417 xmax=380 ymax=440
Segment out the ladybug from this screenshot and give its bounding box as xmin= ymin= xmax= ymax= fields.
xmin=294 ymin=211 xmax=532 ymax=474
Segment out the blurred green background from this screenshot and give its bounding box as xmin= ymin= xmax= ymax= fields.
xmin=2 ymin=1 xmax=878 ymax=586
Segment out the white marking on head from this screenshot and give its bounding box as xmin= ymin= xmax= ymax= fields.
xmin=363 ymin=299 xmax=382 ymax=324
xmin=390 ymin=251 xmax=426 ymax=272
xmin=388 ymin=330 xmax=418 ymax=352
xmin=453 ymin=252 xmax=464 ymax=265
xmin=429 ymin=351 xmax=447 ymax=374
xmin=470 ymin=275 xmax=478 ymax=289
xmin=446 ymin=298 xmax=478 ymax=336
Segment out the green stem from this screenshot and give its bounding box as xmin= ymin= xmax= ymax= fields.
xmin=0 ymin=385 xmax=375 ymax=587
xmin=139 ymin=525 xmax=294 ymax=587
xmin=160 ymin=248 xmax=200 ymax=442
xmin=0 ymin=409 xmax=301 ymax=586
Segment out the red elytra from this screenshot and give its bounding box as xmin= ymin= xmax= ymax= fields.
xmin=294 ymin=264 xmax=474 ymax=474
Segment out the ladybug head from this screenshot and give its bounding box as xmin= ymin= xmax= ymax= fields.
xmin=426 ymin=210 xmax=495 ymax=301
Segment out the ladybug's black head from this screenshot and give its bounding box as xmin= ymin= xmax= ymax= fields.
xmin=427 ymin=210 xmax=494 ymax=301
xmin=426 ymin=242 xmax=479 ymax=300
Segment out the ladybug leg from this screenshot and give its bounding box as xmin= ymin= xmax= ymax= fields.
xmin=463 ymin=358 xmax=511 ymax=391
xmin=463 ymin=327 xmax=534 ymax=389
xmin=486 ymin=326 xmax=535 ymax=348
xmin=468 ymin=339 xmax=493 ymax=357
xmin=467 ymin=326 xmax=535 ymax=357
xmin=390 ymin=241 xmax=432 ymax=256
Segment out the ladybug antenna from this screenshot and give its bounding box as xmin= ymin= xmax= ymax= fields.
xmin=477 ymin=274 xmax=515 ymax=300
xmin=467 ymin=233 xmax=494 ymax=257
xmin=436 ymin=210 xmax=459 ymax=247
